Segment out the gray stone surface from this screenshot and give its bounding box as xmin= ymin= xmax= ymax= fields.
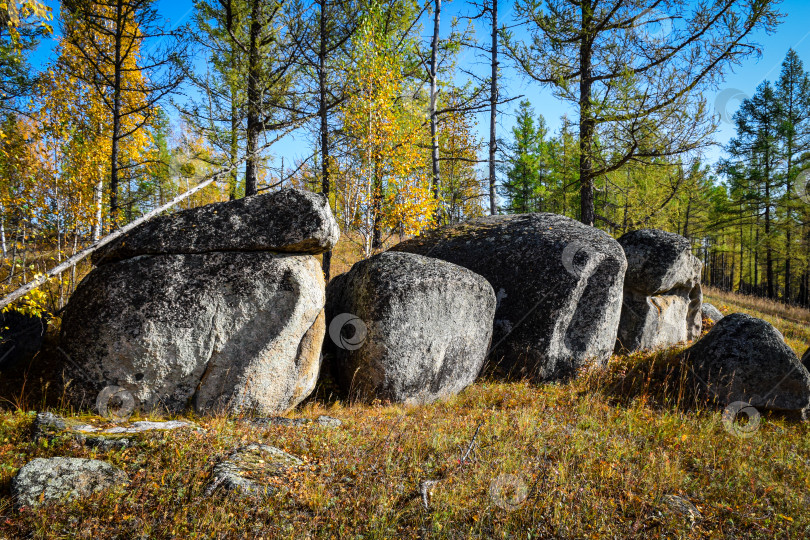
xmin=802 ymin=347 xmax=810 ymax=372
xmin=207 ymin=444 xmax=303 ymax=498
xmin=74 ymin=420 xmax=194 ymax=434
xmin=12 ymin=457 xmax=128 ymax=508
xmin=241 ymin=415 xmax=342 ymax=428
xmin=616 ymin=229 xmax=702 ymax=352
xmin=92 ymin=188 xmax=340 ymax=265
xmin=391 ymin=214 xmax=626 ymax=380
xmin=701 ymin=303 xmax=724 ymax=322
xmin=686 ymin=313 xmax=810 ymax=417
xmin=326 ymin=251 xmax=496 ymax=403
xmin=661 ymin=494 xmax=702 ymax=525
xmin=0 ymin=310 xmax=46 ymax=369
xmin=60 ymin=252 xmax=325 ymax=415
xmin=33 ymin=412 xmax=196 ymax=449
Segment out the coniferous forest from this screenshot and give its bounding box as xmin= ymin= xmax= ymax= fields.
xmin=0 ymin=0 xmax=807 ymax=313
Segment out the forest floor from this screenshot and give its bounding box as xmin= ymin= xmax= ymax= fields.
xmin=0 ymin=285 xmax=808 ymax=538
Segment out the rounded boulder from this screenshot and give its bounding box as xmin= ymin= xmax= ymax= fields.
xmin=325 ymin=252 xmax=495 ymax=404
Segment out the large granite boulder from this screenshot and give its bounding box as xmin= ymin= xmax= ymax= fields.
xmin=0 ymin=310 xmax=46 ymax=369
xmin=325 ymin=252 xmax=495 ymax=403
xmin=92 ymin=188 xmax=339 ymax=265
xmin=391 ymin=214 xmax=626 ymax=381
xmin=615 ymin=229 xmax=702 ymax=352
xmin=701 ymin=303 xmax=724 ymax=323
xmin=802 ymin=347 xmax=810 ymax=371
xmin=12 ymin=457 xmax=128 ymax=508
xmin=685 ymin=313 xmax=810 ymax=418
xmin=61 ymin=252 xmax=325 ymax=415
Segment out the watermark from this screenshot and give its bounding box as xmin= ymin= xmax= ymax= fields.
xmin=169 ymin=151 xmax=208 ymax=184
xmin=59 ymin=347 xmax=138 ymax=421
xmin=796 ymin=169 xmax=810 ymax=204
xmin=328 ymin=313 xmax=368 ymax=350
xmin=714 ymin=88 xmax=748 ymax=125
xmin=95 ymin=385 xmax=136 ymax=422
xmin=635 ymin=7 xmax=674 ymax=42
xmin=561 ymin=241 xmax=592 ymax=277
xmin=489 ymin=473 xmax=528 ymax=511
xmin=721 ymin=400 xmax=761 ymax=438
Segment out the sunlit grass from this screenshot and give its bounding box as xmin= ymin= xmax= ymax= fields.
xmin=0 ymin=290 xmax=808 ymax=538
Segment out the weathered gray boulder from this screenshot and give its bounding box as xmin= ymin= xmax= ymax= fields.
xmin=686 ymin=313 xmax=810 ymax=418
xmin=391 ymin=214 xmax=627 ymax=380
xmin=615 ymin=229 xmax=702 ymax=352
xmin=802 ymin=347 xmax=810 ymax=371
xmin=326 ymin=251 xmax=495 ymax=403
xmin=207 ymin=444 xmax=303 ymax=498
xmin=92 ymin=188 xmax=339 ymax=265
xmin=12 ymin=457 xmax=128 ymax=508
xmin=701 ymin=303 xmax=724 ymax=322
xmin=60 ymin=252 xmax=325 ymax=415
xmin=0 ymin=310 xmax=46 ymax=369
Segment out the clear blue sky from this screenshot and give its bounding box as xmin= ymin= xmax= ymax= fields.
xmin=35 ymin=0 xmax=810 ymax=172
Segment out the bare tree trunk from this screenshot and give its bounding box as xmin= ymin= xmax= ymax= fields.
xmin=93 ymin=177 xmax=103 ymax=241
xmin=765 ymin=157 xmax=774 ymax=299
xmin=230 ymin=89 xmax=239 ymax=201
xmin=319 ymin=0 xmax=332 ymax=280
xmin=429 ymin=0 xmax=441 ymax=224
xmin=488 ymin=0 xmax=498 ymax=215
xmin=578 ymin=3 xmax=595 ymax=227
xmin=109 ymin=0 xmax=124 ymax=226
xmin=245 ymin=0 xmax=262 ymax=197
xmin=0 ymin=205 xmax=6 ymax=258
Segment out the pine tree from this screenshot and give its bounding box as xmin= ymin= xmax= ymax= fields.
xmin=500 ymin=100 xmax=547 ymax=214
xmin=726 ymin=82 xmax=783 ymax=299
xmin=775 ymin=49 xmax=810 ymax=301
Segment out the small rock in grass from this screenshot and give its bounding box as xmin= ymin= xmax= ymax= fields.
xmin=661 ymin=494 xmax=702 ymax=525
xmin=315 ymin=415 xmax=342 ymax=427
xmin=32 ymin=412 xmax=66 ymax=441
xmin=207 ymin=444 xmax=303 ymax=498
xmin=94 ymin=420 xmax=194 ymax=434
xmin=32 ymin=413 xmax=195 ymax=449
xmin=241 ymin=415 xmax=341 ymax=428
xmin=700 ymin=303 xmax=724 ymax=323
xmin=12 ymin=457 xmax=128 ymax=508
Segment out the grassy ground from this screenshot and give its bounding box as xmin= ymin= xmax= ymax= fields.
xmin=0 ymin=291 xmax=809 ymax=538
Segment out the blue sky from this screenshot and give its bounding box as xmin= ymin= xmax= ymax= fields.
xmin=35 ymin=0 xmax=810 ymax=172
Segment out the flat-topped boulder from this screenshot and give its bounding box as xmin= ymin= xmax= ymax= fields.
xmin=326 ymin=252 xmax=496 ymax=403
xmin=686 ymin=313 xmax=810 ymax=418
xmin=391 ymin=214 xmax=626 ymax=381
xmin=616 ymin=229 xmax=702 ymax=352
xmin=92 ymin=188 xmax=339 ymax=265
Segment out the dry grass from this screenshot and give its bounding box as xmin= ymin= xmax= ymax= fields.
xmin=0 ymin=274 xmax=809 ymax=537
